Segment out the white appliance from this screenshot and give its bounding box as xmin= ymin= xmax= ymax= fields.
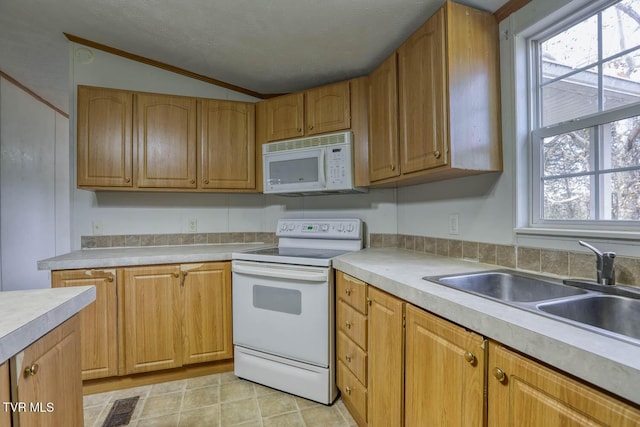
xmin=262 ymin=131 xmax=366 ymax=195
xmin=231 ymin=218 xmax=363 ymax=404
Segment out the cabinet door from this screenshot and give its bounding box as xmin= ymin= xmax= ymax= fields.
xmin=489 ymin=342 xmax=640 ymax=427
xmin=265 ymin=92 xmax=304 ymax=141
xmin=305 ymin=81 xmax=350 ymax=135
xmin=368 ymin=53 xmax=400 ymax=182
xmin=136 ymin=94 xmax=197 ymax=188
xmin=51 ymin=269 xmax=118 ymax=380
xmin=77 ymin=86 xmax=133 ymax=187
xmin=182 ymin=262 xmax=232 ymax=364
xmin=200 ymin=100 xmax=255 ymax=189
xmin=1 ymin=362 xmax=10 ymax=425
xmin=398 ymin=7 xmax=448 ymax=174
xmin=12 ymin=316 xmax=83 ymax=427
xmin=123 ymin=265 xmax=182 ymax=374
xmin=367 ymin=286 xmax=404 ymax=427
xmin=405 ymin=304 xmax=485 ymax=427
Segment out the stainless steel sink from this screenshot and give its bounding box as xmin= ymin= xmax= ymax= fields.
xmin=537 ymin=295 xmax=640 ymax=341
xmin=430 ymin=271 xmax=587 ymax=302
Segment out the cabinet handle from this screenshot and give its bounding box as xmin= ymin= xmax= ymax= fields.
xmin=173 ymin=272 xmax=180 ymax=278
xmin=190 ymin=179 xmax=196 ymax=184
xmin=181 ymin=271 xmax=188 ymax=287
xmin=492 ymin=367 xmax=506 ymax=383
xmin=345 ymin=288 xmax=352 ymax=296
xmin=433 ymin=150 xmax=441 ymax=159
xmin=390 ymin=164 xmax=396 ymax=171
xmin=124 ymin=177 xmax=131 ymax=183
xmin=345 ymin=354 xmax=352 ymax=362
xmin=308 ymin=125 xmax=314 ymax=130
xmin=107 ymin=275 xmax=114 ymax=283
xmin=464 ymin=351 xmax=476 ymax=365
xmin=297 ymin=127 xmax=302 ymax=132
xmin=24 ymin=363 xmax=39 ymax=377
xmin=345 ymin=320 xmax=352 ymax=329
xmin=204 ymin=179 xmax=209 ymax=185
xmin=345 ymin=386 xmax=352 ymax=395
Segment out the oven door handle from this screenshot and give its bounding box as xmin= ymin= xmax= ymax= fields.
xmin=232 ymin=261 xmax=328 ymax=282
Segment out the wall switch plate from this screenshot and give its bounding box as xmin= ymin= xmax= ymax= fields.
xmin=92 ymin=221 xmax=103 ymax=236
xmin=187 ymin=218 xmax=197 ymax=233
xmin=448 ymin=214 xmax=459 ymax=235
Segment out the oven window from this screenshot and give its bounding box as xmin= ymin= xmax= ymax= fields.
xmin=269 ymin=157 xmax=318 ymax=184
xmin=252 ymin=285 xmax=302 ymax=315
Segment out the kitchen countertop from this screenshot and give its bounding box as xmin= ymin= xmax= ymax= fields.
xmin=37 ymin=243 xmax=274 ymax=270
xmin=333 ymin=248 xmax=640 ymax=405
xmin=0 ymin=286 xmax=95 ymax=364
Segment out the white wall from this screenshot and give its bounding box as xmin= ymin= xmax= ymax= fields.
xmin=70 ymin=45 xmax=397 ymax=249
xmin=0 ymin=77 xmax=70 ymax=290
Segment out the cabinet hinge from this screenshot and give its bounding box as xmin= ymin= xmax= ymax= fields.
xmin=403 ymin=313 xmax=406 ymax=328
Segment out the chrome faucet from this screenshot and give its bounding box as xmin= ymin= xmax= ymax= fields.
xmin=578 ymin=240 xmax=616 ymax=285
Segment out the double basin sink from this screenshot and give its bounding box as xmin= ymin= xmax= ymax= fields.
xmin=425 ymin=270 xmax=640 ymax=345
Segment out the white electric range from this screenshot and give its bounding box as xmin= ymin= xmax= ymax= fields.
xmin=231 ymin=218 xmax=363 ymax=404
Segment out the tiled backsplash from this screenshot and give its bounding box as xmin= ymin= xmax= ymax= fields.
xmin=81 ymin=232 xmax=277 ymax=249
xmin=370 ymin=233 xmax=640 ymax=287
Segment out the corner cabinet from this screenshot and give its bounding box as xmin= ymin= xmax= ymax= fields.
xmin=52 ymin=269 xmax=118 ymax=380
xmin=264 ymin=81 xmax=351 ymax=142
xmin=76 ymin=86 xmax=258 ymax=192
xmin=368 ymin=0 xmax=502 ymax=187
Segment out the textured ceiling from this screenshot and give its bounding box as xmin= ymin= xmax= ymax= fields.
xmin=0 ymin=0 xmax=508 ymax=113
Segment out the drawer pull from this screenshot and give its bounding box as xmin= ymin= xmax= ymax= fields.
xmin=24 ymin=363 xmax=39 ymax=377
xmin=345 ymin=386 xmax=352 ymax=395
xmin=345 ymin=288 xmax=352 ymax=296
xmin=345 ymin=354 xmax=352 ymax=362
xmin=345 ymin=321 xmax=352 ymax=329
xmin=464 ymin=351 xmax=476 ymax=365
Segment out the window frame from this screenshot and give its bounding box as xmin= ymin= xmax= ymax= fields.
xmin=528 ymin=0 xmax=640 ymax=230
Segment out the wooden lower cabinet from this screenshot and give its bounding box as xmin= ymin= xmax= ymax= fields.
xmin=51 ymin=269 xmax=118 ymax=380
xmin=10 ymin=316 xmax=83 ymax=427
xmin=123 ymin=262 xmax=233 ymax=374
xmin=405 ymin=304 xmax=485 ymax=427
xmin=1 ymin=362 xmax=11 ymax=426
xmin=182 ymin=262 xmax=232 ymax=364
xmin=367 ymin=286 xmax=404 ymax=427
xmin=488 ymin=342 xmax=640 ymax=426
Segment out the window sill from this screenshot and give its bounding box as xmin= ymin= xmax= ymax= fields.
xmin=515 ymin=227 xmax=640 ymax=242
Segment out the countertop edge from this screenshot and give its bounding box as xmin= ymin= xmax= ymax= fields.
xmin=333 ymin=249 xmax=640 ymax=406
xmin=0 ymin=286 xmax=96 ymax=364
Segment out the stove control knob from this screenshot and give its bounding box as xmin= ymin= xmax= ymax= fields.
xmin=337 ymin=224 xmax=344 ymax=232
xmin=347 ymin=224 xmax=354 ymax=232
xmin=321 ymin=224 xmax=329 ymax=232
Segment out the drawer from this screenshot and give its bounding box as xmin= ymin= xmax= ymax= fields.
xmin=336 ymin=271 xmax=368 ymax=314
xmin=337 ymin=331 xmax=367 ymax=384
xmin=337 ymin=300 xmax=367 ymax=350
xmin=337 ymin=360 xmax=367 ymax=423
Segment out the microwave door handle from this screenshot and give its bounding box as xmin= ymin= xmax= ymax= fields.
xmin=319 ymin=149 xmax=326 ymax=187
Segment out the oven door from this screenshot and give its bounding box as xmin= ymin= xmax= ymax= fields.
xmin=263 ymin=147 xmax=325 ymax=194
xmin=231 ymin=260 xmax=331 ymax=367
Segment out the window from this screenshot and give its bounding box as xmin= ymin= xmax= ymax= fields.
xmin=530 ymin=0 xmax=640 ymax=226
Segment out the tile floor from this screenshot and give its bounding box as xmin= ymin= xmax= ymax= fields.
xmin=83 ymin=372 xmax=357 ymax=426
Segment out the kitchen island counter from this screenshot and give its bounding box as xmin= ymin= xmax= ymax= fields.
xmin=334 ymin=248 xmax=640 ymax=405
xmin=0 ymin=286 xmax=95 ymax=363
xmin=37 ymin=243 xmax=273 ymax=271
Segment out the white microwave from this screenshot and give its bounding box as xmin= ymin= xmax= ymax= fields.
xmin=263 ymin=131 xmax=366 ymax=195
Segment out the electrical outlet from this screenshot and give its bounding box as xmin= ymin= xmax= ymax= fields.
xmin=92 ymin=221 xmax=103 ymax=236
xmin=187 ymin=218 xmax=197 ymax=233
xmin=448 ymin=214 xmax=459 ymax=235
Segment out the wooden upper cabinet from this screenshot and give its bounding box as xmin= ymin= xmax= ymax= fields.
xmin=265 ymin=92 xmax=305 ymax=141
xmin=405 ymin=304 xmax=485 ymax=427
xmin=398 ymin=7 xmax=448 ymax=174
xmin=200 ymin=100 xmax=255 ymax=189
xmin=136 ymin=93 xmax=197 ymax=189
xmin=488 ymin=342 xmax=640 ymax=427
xmin=368 ymin=53 xmax=399 ymax=182
xmin=52 ymin=269 xmax=118 ymax=381
xmin=305 ymin=81 xmax=350 ymax=135
xmin=77 ymin=86 xmax=133 ymax=188
xmin=264 ymin=81 xmax=352 ymax=142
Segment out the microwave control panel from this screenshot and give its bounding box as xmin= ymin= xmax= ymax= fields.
xmin=326 ymin=146 xmax=349 ymax=187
